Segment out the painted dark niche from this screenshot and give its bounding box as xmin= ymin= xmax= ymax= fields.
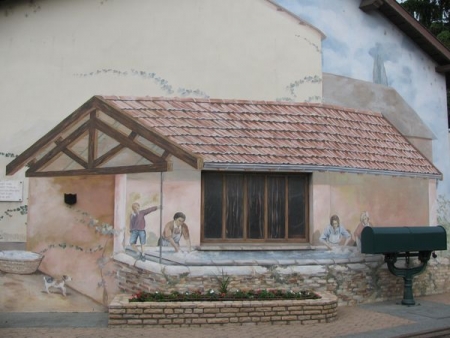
xmin=64 ymin=193 xmax=77 ymax=205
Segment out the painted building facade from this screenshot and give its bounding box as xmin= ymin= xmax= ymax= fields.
xmin=1 ymin=0 xmax=449 ymax=307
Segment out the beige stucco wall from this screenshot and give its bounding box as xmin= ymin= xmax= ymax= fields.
xmin=0 ymin=0 xmax=323 ymax=242
xmin=0 ymin=0 xmax=322 ymax=151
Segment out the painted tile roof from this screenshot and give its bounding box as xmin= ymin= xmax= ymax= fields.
xmin=100 ymin=96 xmax=442 ymax=179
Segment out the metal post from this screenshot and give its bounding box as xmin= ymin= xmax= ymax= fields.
xmin=384 ymin=251 xmax=431 ymax=306
xmin=402 ymin=275 xmax=415 ymax=306
xmin=159 ymin=172 xmax=163 ymax=264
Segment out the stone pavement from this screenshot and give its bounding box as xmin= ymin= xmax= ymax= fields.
xmin=1 ymin=292 xmax=450 ymax=338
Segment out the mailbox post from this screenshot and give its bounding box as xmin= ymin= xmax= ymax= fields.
xmin=361 ymin=226 xmax=447 ymax=306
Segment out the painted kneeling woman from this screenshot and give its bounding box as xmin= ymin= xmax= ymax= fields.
xmin=158 ymin=212 xmax=191 ymax=253
xmin=354 ymin=211 xmax=372 ymax=252
xmin=320 ymin=214 xmax=352 ymax=250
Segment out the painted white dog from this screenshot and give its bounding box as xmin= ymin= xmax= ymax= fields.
xmin=43 ymin=275 xmax=72 ymax=297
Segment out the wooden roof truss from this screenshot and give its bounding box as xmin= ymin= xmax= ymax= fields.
xmin=6 ymin=97 xmax=185 ymax=177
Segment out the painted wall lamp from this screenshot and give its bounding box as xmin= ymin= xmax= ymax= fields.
xmin=64 ymin=193 xmax=77 ymax=205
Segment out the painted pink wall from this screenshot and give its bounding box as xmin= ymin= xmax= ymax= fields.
xmin=124 ymin=165 xmax=201 ymax=248
xmin=27 ymin=176 xmax=118 ymax=305
xmin=311 ymin=172 xmax=432 ymax=244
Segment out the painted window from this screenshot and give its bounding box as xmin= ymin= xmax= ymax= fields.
xmin=202 ymin=172 xmax=309 ymax=242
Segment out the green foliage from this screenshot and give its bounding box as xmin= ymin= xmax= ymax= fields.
xmin=399 ymin=0 xmax=450 ymax=49
xmin=216 ymin=270 xmax=231 ymax=294
xmin=431 ymin=21 xmax=446 ymax=34
xmin=400 ymin=0 xmax=450 ymax=28
xmin=437 ymin=29 xmax=450 ymax=47
xmin=129 ymin=289 xmax=320 ymax=303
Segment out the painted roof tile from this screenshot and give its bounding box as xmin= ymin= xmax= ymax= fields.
xmin=101 ymin=96 xmax=441 ymax=178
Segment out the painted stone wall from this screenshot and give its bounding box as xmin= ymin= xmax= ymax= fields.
xmin=114 ymin=252 xmax=450 ymax=306
xmin=27 ymin=176 xmax=118 ymax=304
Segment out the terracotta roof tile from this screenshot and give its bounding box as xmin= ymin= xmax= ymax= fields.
xmin=100 ymin=96 xmax=442 ymax=178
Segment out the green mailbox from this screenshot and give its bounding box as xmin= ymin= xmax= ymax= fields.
xmin=360 ymin=225 xmax=447 ymax=306
xmin=361 ymin=226 xmax=447 ymax=254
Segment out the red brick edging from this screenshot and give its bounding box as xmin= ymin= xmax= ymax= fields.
xmin=108 ymin=291 xmax=338 ymax=327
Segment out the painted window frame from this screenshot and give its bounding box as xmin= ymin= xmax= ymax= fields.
xmin=201 ymin=171 xmax=309 ymax=243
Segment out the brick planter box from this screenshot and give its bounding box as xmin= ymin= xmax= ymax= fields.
xmin=108 ymin=291 xmax=338 ymax=327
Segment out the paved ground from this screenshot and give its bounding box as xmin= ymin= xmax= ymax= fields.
xmin=1 ymin=271 xmax=450 ymax=337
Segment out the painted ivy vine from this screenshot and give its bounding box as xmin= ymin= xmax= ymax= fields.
xmin=286 ymin=75 xmax=322 ymax=98
xmin=73 ymin=68 xmax=210 ymax=98
xmin=0 ymin=152 xmax=18 ymax=158
xmin=0 ymin=205 xmax=27 ymax=222
xmin=38 ymin=206 xmax=121 ymax=304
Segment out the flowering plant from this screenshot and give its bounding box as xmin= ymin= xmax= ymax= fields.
xmin=129 ymin=289 xmax=320 ymax=302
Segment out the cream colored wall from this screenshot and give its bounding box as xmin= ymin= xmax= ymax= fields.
xmin=310 ymin=172 xmax=432 ymax=245
xmin=0 ymin=0 xmax=322 ymax=242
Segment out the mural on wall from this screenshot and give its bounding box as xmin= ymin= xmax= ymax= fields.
xmin=0 ymin=203 xmax=27 ymax=242
xmin=1 ymin=0 xmax=448 ymax=313
xmin=318 ymin=211 xmax=373 ymax=252
xmin=0 ymin=152 xmax=26 ymax=242
xmin=123 ymin=168 xmax=200 ymax=261
xmin=354 ymin=211 xmax=373 ymax=251
xmin=125 ymin=176 xmax=161 ymax=252
xmin=125 ymin=202 xmax=193 ymax=261
xmin=319 ymin=214 xmax=352 ymax=250
xmin=24 ymin=176 xmax=119 ymax=305
xmin=74 ymin=68 xmax=210 ymax=99
xmin=275 ymin=0 xmax=450 ymax=199
xmin=129 ymin=202 xmax=158 ymax=261
xmin=0 ymin=0 xmax=322 ymax=248
xmin=370 ymin=43 xmax=389 ymax=86
xmin=311 ymin=172 xmax=430 ymax=247
xmin=158 ymin=212 xmax=191 ymax=253
xmin=43 ymin=274 xmax=72 ymax=297
xmin=35 ymin=204 xmax=118 ymax=304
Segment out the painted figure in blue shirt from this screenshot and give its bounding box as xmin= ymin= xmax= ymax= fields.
xmin=319 ymin=214 xmax=351 ymax=249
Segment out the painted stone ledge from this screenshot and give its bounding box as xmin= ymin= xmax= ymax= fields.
xmin=108 ymin=291 xmax=338 ymax=328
